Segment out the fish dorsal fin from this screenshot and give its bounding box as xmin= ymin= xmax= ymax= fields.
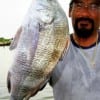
xmin=9 ymin=27 xmax=22 ymax=50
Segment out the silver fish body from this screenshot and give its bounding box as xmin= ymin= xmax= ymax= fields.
xmin=7 ymin=0 xmax=69 ymax=99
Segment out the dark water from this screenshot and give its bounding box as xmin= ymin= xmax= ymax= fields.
xmin=0 ymin=47 xmax=54 ymax=100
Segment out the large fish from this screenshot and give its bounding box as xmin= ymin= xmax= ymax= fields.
xmin=7 ymin=0 xmax=70 ymax=99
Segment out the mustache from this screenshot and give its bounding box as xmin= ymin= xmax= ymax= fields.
xmin=75 ymin=17 xmax=94 ymax=24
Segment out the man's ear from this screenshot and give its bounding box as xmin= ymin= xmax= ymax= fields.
xmin=69 ymin=8 xmax=72 ymax=17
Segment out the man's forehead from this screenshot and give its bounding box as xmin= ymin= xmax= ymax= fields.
xmin=73 ymin=0 xmax=100 ymax=4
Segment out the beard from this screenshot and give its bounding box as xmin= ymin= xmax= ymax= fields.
xmin=74 ymin=17 xmax=94 ymax=38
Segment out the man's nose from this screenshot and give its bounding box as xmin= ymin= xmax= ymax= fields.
xmin=80 ymin=8 xmax=90 ymax=17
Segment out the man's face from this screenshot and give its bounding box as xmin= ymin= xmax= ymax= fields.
xmin=69 ymin=0 xmax=100 ymax=38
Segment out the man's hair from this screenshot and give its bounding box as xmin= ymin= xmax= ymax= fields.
xmin=69 ymin=0 xmax=74 ymax=9
xmin=69 ymin=0 xmax=74 ymax=11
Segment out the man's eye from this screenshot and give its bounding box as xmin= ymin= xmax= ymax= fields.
xmin=90 ymin=4 xmax=98 ymax=9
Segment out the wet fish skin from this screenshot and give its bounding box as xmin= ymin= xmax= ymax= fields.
xmin=7 ymin=0 xmax=69 ymax=99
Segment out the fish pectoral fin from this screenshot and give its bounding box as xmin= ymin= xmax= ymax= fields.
xmin=39 ymin=78 xmax=49 ymax=91
xmin=9 ymin=26 xmax=22 ymax=50
xmin=24 ymin=88 xmax=38 ymax=100
xmin=7 ymin=72 xmax=11 ymax=93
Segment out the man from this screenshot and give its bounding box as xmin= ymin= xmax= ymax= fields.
xmin=49 ymin=0 xmax=100 ymax=100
